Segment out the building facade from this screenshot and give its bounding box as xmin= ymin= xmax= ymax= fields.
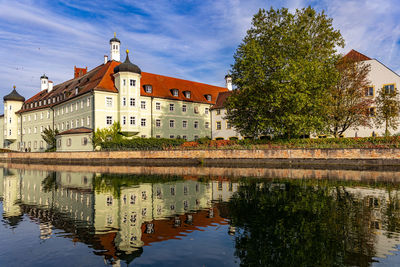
xmin=0 ymin=35 xmax=229 ymax=152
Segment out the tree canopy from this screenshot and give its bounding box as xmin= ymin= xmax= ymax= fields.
xmin=225 ymin=7 xmax=344 ymax=138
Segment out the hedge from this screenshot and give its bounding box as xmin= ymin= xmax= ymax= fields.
xmin=100 ymin=138 xmax=185 ymax=151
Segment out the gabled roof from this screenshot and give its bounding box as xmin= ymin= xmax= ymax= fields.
xmin=57 ymin=127 xmax=93 ymax=135
xmin=343 ymin=49 xmax=371 ymax=62
xmin=18 ymin=61 xmax=227 ymax=114
xmin=211 ymin=91 xmax=233 ymax=110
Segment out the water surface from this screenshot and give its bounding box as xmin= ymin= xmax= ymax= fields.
xmin=1 ymin=165 xmax=400 ymax=266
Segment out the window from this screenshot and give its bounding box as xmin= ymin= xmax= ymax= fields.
xmin=47 ymin=111 xmax=50 ymax=119
xmin=9 ymin=129 xmax=12 ymax=136
xmin=107 ymin=196 xmax=113 ymax=206
xmin=76 ymin=102 xmax=78 ymax=110
xmin=34 ymin=141 xmax=37 ymax=149
xmin=106 ymin=97 xmax=113 ymax=107
xmin=122 ymin=97 xmax=127 ymax=106
xmin=142 ymin=191 xmax=147 ymax=200
xmin=155 ymin=102 xmax=161 ymax=110
xmin=130 ymin=79 xmax=136 ymax=87
xmin=368 ymin=107 xmax=376 ymax=117
xmin=141 ymin=101 xmax=146 ymax=109
xmin=144 ymin=85 xmax=152 ymax=93
xmin=87 ymin=98 xmax=90 ymax=107
xmin=194 ymin=135 xmax=199 ymax=140
xmin=70 ymin=104 xmax=73 ymax=112
xmin=141 ymin=135 xmax=146 ymax=138
xmin=82 ymin=137 xmax=88 ymax=146
xmin=171 ymin=89 xmax=179 ymax=97
xmin=34 ymin=127 xmax=37 ymax=134
xmin=194 ymin=121 xmax=199 ymax=129
xmin=170 ymin=135 xmax=175 ymax=139
xmin=9 ymin=105 xmax=12 ymax=110
xmin=130 ymin=98 xmax=135 ymax=107
xmin=76 ymin=119 xmax=79 ymax=127
xmin=205 ymin=108 xmax=209 ymax=114
xmin=194 ymin=106 xmax=199 ymax=114
xmin=40 ymin=112 xmax=43 ymax=119
xmin=67 ymin=138 xmax=72 ymax=147
xmin=182 ymin=135 xmax=187 ymax=140
xmin=182 ymin=104 xmax=187 ymax=112
xmin=40 ymin=141 xmax=44 ymax=149
xmin=205 ymin=94 xmax=212 ymax=101
xmin=216 ymin=109 xmax=221 ymax=115
xmin=184 ymin=91 xmax=191 ymax=98
xmin=130 ymin=116 xmax=136 ymax=125
xmin=141 ymin=118 xmax=146 ymax=127
xmin=123 ymin=79 xmax=126 ymax=86
xmin=384 ymin=84 xmax=395 ymax=94
xmin=40 ymin=126 xmax=43 ymax=133
xmin=169 ymin=120 xmax=175 ymax=128
xmin=182 ymin=120 xmax=187 ymax=128
xmin=87 ymin=116 xmax=90 ymax=126
xmin=122 ymin=116 xmax=126 ymax=125
xmin=156 ymin=119 xmax=161 ymax=127
xmin=71 ymin=120 xmax=74 ymax=128
xmin=216 ymin=121 xmax=222 ymax=130
xmin=227 ymin=122 xmax=232 ymax=129
xmin=365 ymin=87 xmax=374 ymax=97
xmin=81 ymin=101 xmax=83 ymax=109
xmin=106 ymin=116 xmax=113 ymax=125
xmin=81 ymin=118 xmax=84 ymax=126
xmin=169 ymin=104 xmax=174 ymax=111
xmin=156 ymin=135 xmax=161 ymax=138
xmin=130 ymin=194 xmax=136 ymax=204
xmin=205 ymin=122 xmax=209 ymax=129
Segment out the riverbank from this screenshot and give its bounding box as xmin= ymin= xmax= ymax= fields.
xmin=2 ymin=148 xmax=400 ymax=167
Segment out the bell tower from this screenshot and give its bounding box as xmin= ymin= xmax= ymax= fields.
xmin=110 ymin=32 xmax=121 ymax=62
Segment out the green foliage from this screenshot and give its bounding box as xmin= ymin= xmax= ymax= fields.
xmin=374 ymin=88 xmax=400 ymax=136
xmin=101 ymin=138 xmax=185 ymax=151
xmin=41 ymin=127 xmax=59 ymax=150
xmin=92 ymin=122 xmax=123 ymax=148
xmin=226 ymin=7 xmax=344 ymax=138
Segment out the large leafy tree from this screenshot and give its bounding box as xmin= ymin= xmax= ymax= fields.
xmin=92 ymin=122 xmax=123 ymax=148
xmin=225 ymin=7 xmax=344 ymax=138
xmin=374 ymin=87 xmax=400 ymax=136
xmin=326 ymin=57 xmax=372 ymax=137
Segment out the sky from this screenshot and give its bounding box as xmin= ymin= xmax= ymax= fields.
xmin=1 ymin=0 xmax=400 ymax=112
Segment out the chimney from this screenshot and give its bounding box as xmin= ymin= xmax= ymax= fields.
xmin=40 ymin=74 xmax=49 ymax=91
xmin=104 ymin=55 xmax=108 ymax=64
xmin=225 ymin=74 xmax=232 ymax=91
xmin=74 ymin=66 xmax=87 ymax=79
xmin=48 ymin=81 xmax=54 ymax=92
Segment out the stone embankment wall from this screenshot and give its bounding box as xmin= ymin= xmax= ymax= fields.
xmin=1 ymin=148 xmax=400 ymax=167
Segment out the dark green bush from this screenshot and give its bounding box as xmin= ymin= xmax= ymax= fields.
xmin=101 ymin=138 xmax=185 ymax=151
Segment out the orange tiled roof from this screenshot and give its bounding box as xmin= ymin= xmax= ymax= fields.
xmin=18 ymin=61 xmax=227 ymax=113
xmin=343 ymin=49 xmax=371 ymax=62
xmin=211 ymin=90 xmax=233 ymax=110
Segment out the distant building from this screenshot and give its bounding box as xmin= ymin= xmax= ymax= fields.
xmin=0 ymin=34 xmax=228 ymax=151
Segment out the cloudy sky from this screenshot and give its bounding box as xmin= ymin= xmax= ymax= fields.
xmin=0 ymin=0 xmax=399 ymax=111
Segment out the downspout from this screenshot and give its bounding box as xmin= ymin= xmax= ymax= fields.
xmin=20 ymin=113 xmax=23 ymax=151
xmin=92 ymin=91 xmax=95 ymax=150
xmin=210 ymin=106 xmax=213 ymax=140
xmin=151 ymin=96 xmax=154 ymax=138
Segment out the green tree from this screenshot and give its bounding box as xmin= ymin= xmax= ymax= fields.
xmin=92 ymin=121 xmax=123 ymax=148
xmin=225 ymin=7 xmax=344 ymax=138
xmin=326 ymin=57 xmax=372 ymax=137
xmin=374 ymin=87 xmax=400 ymax=136
xmin=41 ymin=127 xmax=59 ymax=151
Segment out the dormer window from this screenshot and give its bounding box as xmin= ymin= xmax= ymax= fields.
xmin=75 ymin=87 xmax=79 ymax=95
xmin=171 ymin=89 xmax=179 ymax=97
xmin=144 ymin=85 xmax=153 ymax=93
xmin=183 ymin=91 xmax=191 ymax=99
xmin=39 ymin=101 xmax=42 ymax=106
xmin=205 ymin=94 xmax=212 ymax=101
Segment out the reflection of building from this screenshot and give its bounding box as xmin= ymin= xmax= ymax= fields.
xmin=0 ymin=168 xmax=237 ymax=265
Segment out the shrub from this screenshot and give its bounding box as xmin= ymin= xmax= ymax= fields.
xmin=101 ymin=138 xmax=185 ymax=151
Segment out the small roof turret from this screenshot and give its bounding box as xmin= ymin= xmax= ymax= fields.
xmin=4 ymin=86 xmax=25 ymax=102
xmin=40 ymin=74 xmax=48 ymax=79
xmin=109 ymin=32 xmax=120 ymax=44
xmin=114 ymin=50 xmax=141 ymax=74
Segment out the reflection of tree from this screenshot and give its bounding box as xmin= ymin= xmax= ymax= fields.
xmin=228 ymin=179 xmax=376 ymax=267
xmin=41 ymin=172 xmax=58 ymax=192
xmin=384 ymin=188 xmax=400 ymax=236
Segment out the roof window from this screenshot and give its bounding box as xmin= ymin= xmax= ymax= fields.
xmin=183 ymin=91 xmax=191 ymax=99
xmin=171 ymin=89 xmax=179 ymax=97
xmin=205 ymin=94 xmax=212 ymax=101
xmin=144 ymin=85 xmax=153 ymax=93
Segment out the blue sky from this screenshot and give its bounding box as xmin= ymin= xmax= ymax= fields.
xmin=1 ymin=0 xmax=400 ymax=111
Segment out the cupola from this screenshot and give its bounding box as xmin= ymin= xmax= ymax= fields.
xmin=110 ymin=32 xmax=121 ymax=61
xmin=40 ymin=74 xmax=49 ymax=91
xmin=225 ymin=73 xmax=232 ymax=91
xmin=4 ymin=86 xmax=25 ymax=102
xmin=113 ymin=50 xmax=141 ymax=74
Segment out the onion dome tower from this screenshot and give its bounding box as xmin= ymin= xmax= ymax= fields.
xmin=113 ymin=50 xmax=141 ymax=74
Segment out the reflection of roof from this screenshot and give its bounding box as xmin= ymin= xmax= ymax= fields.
xmin=141 ymin=207 xmax=228 ymax=246
xmin=343 ymin=49 xmax=371 ymax=62
xmin=57 ymin=127 xmax=93 ymax=135
xmin=211 ymin=91 xmax=233 ymax=110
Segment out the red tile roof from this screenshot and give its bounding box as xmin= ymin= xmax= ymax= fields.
xmin=343 ymin=49 xmax=371 ymax=62
xmin=18 ymin=61 xmax=227 ymax=113
xmin=57 ymin=127 xmax=93 ymax=135
xmin=211 ymin=90 xmax=234 ymax=110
